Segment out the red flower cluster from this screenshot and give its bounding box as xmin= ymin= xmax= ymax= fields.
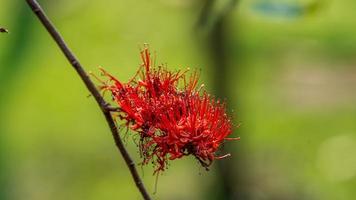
xmin=97 ymin=47 xmax=239 ymax=173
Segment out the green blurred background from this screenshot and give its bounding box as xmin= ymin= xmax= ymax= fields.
xmin=1 ymin=0 xmax=356 ymax=199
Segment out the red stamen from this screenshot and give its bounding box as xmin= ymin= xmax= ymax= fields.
xmin=96 ymin=47 xmax=239 ymax=173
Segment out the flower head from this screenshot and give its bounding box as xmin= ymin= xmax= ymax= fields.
xmin=97 ymin=47 xmax=239 ymax=173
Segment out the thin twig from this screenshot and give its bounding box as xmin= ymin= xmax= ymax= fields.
xmin=105 ymin=105 xmax=122 ymax=112
xmin=25 ymin=0 xmax=152 ymax=199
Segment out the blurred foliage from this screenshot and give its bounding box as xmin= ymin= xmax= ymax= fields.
xmin=1 ymin=0 xmax=356 ymax=199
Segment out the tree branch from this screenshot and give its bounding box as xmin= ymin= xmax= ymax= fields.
xmin=25 ymin=0 xmax=152 ymax=199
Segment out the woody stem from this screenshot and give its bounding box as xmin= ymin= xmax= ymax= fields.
xmin=25 ymin=0 xmax=152 ymax=199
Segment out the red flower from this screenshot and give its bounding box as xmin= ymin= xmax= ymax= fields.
xmin=97 ymin=47 xmax=239 ymax=173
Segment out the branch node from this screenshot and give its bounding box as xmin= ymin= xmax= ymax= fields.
xmin=71 ymin=60 xmax=78 ymax=66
